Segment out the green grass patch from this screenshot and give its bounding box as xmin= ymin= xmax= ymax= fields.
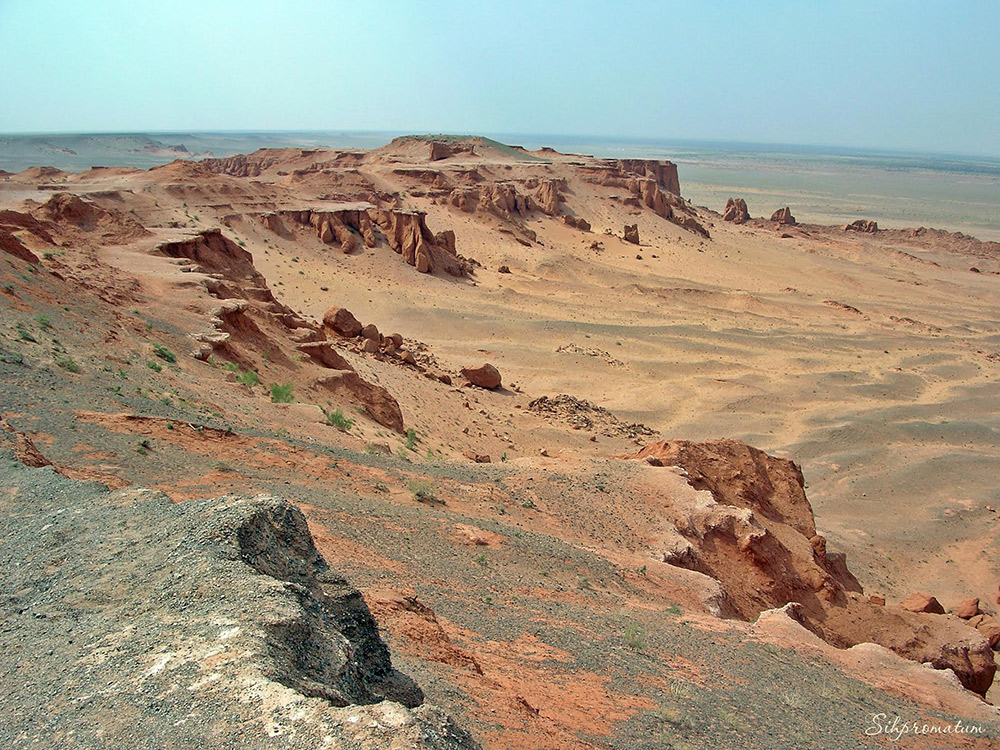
xmin=324 ymin=408 xmax=354 ymax=431
xmin=269 ymin=382 xmax=294 ymax=403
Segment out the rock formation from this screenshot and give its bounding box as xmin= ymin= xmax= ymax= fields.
xmin=845 ymin=219 xmax=879 ymax=233
xmin=622 ymin=439 xmax=997 ymax=696
xmin=0 ymin=459 xmax=476 ymax=749
xmin=262 ymin=208 xmax=471 ymax=277
xmin=770 ymin=207 xmax=796 ymax=225
xmin=624 ymin=224 xmax=640 ymax=244
xmin=723 ymin=198 xmax=750 ymax=224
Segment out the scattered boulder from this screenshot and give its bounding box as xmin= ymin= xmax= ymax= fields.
xmin=562 ymin=215 xmax=591 ymax=231
xmin=461 ymin=363 xmax=502 ymax=390
xmin=623 ymin=224 xmax=640 ymax=245
xmin=362 ymin=338 xmax=380 ymax=354
xmin=900 ymin=593 xmax=946 ymax=615
xmin=399 ymin=350 xmax=417 ymax=366
xmin=497 ymin=265 xmax=511 ymax=274
xmin=323 ymin=307 xmax=363 ymax=338
xmin=462 ymin=451 xmax=492 ymax=464
xmin=845 ymin=219 xmax=879 ymax=233
xmin=722 ymin=198 xmax=750 ymax=224
xmin=770 ymin=207 xmax=796 ymax=225
xmin=361 ymin=323 xmax=380 ymax=342
xmin=955 ymin=597 xmax=982 ymax=619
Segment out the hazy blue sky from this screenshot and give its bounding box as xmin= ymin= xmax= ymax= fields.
xmin=1 ymin=0 xmax=998 ymax=155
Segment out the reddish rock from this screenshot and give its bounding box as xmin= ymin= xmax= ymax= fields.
xmin=844 ymin=219 xmax=879 ymax=233
xmin=361 ymin=323 xmax=380 ymax=342
xmin=295 ymin=342 xmax=355 ymax=371
xmin=722 ymin=198 xmax=750 ymax=224
xmin=461 ymin=363 xmax=502 ymax=390
xmin=623 ymin=224 xmax=640 ymax=245
xmin=899 ymin=592 xmax=946 ymax=615
xmin=563 ymin=215 xmax=591 ymax=231
xmin=323 ymin=307 xmax=362 ymax=338
xmin=976 ymin=616 xmax=1000 ymax=648
xmin=770 ymin=207 xmax=796 ymax=225
xmin=462 ymin=451 xmax=492 ymax=464
xmin=361 ymin=338 xmax=379 ymax=354
xmin=0 ymin=229 xmax=40 ymax=264
xmin=399 ymin=350 xmax=417 ymax=366
xmin=497 ymin=265 xmax=511 ymax=274
xmin=955 ymin=597 xmax=981 ymax=619
xmin=315 ymin=372 xmax=404 ymax=433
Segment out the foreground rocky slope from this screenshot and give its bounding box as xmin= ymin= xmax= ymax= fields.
xmin=0 ymin=453 xmax=477 ymax=749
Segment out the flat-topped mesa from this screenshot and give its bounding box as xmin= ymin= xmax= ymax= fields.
xmin=262 ymin=208 xmax=471 ymax=277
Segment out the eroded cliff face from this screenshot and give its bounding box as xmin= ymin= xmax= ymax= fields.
xmin=625 ymin=440 xmax=997 ymax=697
xmin=261 ymin=208 xmax=471 ymax=277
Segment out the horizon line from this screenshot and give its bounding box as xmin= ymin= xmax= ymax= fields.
xmin=1 ymin=128 xmax=999 ymax=162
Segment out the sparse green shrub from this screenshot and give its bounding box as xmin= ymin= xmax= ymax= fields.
xmin=146 ymin=360 xmax=162 ymax=372
xmin=408 ymin=479 xmax=438 ymax=503
xmin=474 ymin=553 xmax=488 ymax=566
xmin=325 ymin=408 xmax=354 ymax=431
xmin=17 ymin=326 xmax=36 ymax=343
xmin=136 ymin=438 xmax=152 ymax=455
xmin=623 ymin=623 xmax=644 ymax=650
xmin=237 ymin=370 xmax=259 ymax=386
xmin=35 ymin=315 xmax=51 ymax=329
xmin=56 ymin=356 xmax=80 ymax=373
xmin=213 ymin=461 xmax=235 ymax=472
xmin=269 ymin=382 xmax=294 ymax=403
xmin=151 ymin=344 xmax=176 ymax=363
xmin=405 ymin=428 xmax=417 ymax=451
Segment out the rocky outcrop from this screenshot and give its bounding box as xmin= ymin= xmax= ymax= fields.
xmin=450 ymin=183 xmax=537 ymax=219
xmin=0 ymin=229 xmax=40 ymax=264
xmin=612 ymin=159 xmax=681 ymax=195
xmin=770 ymin=207 xmax=796 ymax=225
xmin=621 ymin=439 xmax=997 ymax=696
xmin=296 ymin=341 xmax=355 ymax=371
xmin=723 ymin=198 xmax=750 ymax=224
xmin=460 ymin=363 xmax=502 ymax=390
xmin=534 ymin=179 xmax=564 ymax=215
xmin=0 ymin=460 xmax=476 ymax=749
xmin=315 ymin=371 xmax=405 ymax=433
xmin=623 ymin=224 xmax=640 ymax=244
xmin=263 ymin=208 xmax=471 ymax=277
xmin=845 ymin=219 xmax=879 ymax=233
xmin=158 ymin=229 xmax=277 ymax=303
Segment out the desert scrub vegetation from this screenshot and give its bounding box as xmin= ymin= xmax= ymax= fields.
xmin=269 ymin=382 xmax=294 ymax=403
xmin=324 ymin=408 xmax=354 ymax=431
xmin=623 ymin=623 xmax=644 ymax=651
xmin=146 ymin=360 xmax=162 ymax=372
xmin=405 ymin=428 xmax=418 ymax=451
xmin=56 ymin=356 xmax=80 ymax=373
xmin=236 ymin=369 xmax=259 ymax=387
xmin=151 ymin=343 xmax=176 ymax=363
xmin=407 ymin=479 xmax=440 ymax=504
